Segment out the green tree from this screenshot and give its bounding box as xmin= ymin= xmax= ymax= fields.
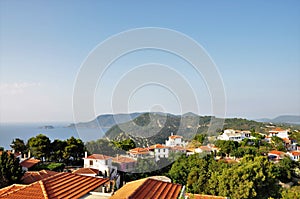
xmin=0 ymin=151 xmax=24 ymax=188
xmin=271 ymin=136 xmax=286 ymax=151
xmin=193 ymin=134 xmax=207 ymax=144
xmin=50 ymin=139 xmax=67 ymax=162
xmin=27 ymin=134 xmax=51 ymax=161
xmin=63 ymin=137 xmax=85 ymax=164
xmin=215 ymin=140 xmax=239 ymax=157
xmin=112 ymin=139 xmax=136 ymax=151
xmin=281 ymin=185 xmax=300 ymax=199
xmin=10 ymin=138 xmax=27 ymax=153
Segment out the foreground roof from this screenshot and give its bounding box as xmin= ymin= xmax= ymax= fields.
xmin=110 ymin=178 xmax=182 ymax=199
xmin=20 ymin=158 xmax=41 ymax=169
xmin=21 ymin=170 xmax=58 ymax=184
xmin=0 ymin=172 xmax=109 ymax=199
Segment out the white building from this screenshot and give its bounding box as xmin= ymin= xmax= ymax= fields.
xmin=149 ymin=144 xmax=169 ymax=161
xmin=83 ymin=153 xmax=117 ymax=178
xmin=268 ymin=128 xmax=289 ymax=139
xmin=287 ymin=151 xmax=300 ymax=161
xmin=165 ymin=133 xmax=187 ymax=147
xmin=218 ymin=129 xmax=252 ymax=142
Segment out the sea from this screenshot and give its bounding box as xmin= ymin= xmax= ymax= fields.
xmin=0 ymin=123 xmax=107 ymax=149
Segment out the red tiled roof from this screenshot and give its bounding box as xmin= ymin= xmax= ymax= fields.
xmin=268 ymin=150 xmax=285 ymax=156
xmin=72 ymin=168 xmax=99 ymax=175
xmin=0 ymin=172 xmax=109 ymax=199
xmin=21 ymin=170 xmax=58 ymax=184
xmin=112 ymin=156 xmax=136 ymax=163
xmin=85 ymin=154 xmax=112 ymax=160
xmin=0 ymin=185 xmax=26 ymax=197
xmin=186 ymin=193 xmax=227 ymax=199
xmin=129 ymin=148 xmax=149 ymax=155
xmin=149 ymin=144 xmax=168 ymax=149
xmin=199 ymin=146 xmax=212 ymax=151
xmin=20 ymin=158 xmax=40 ymax=169
xmin=269 ymin=127 xmax=286 ymax=132
xmin=111 ymin=178 xmax=182 ymax=199
xmin=169 ymin=135 xmax=183 ymax=139
xmin=290 ymin=151 xmax=300 ymax=156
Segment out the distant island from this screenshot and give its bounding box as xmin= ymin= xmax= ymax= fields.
xmin=39 ymin=125 xmax=55 ymax=129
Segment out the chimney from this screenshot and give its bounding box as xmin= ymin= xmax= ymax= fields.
xmin=85 ymin=151 xmax=87 ymax=158
xmin=28 ymin=150 xmax=31 ymax=158
xmin=171 ymin=132 xmax=173 ymax=136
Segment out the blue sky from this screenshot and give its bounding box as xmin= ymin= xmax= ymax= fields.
xmin=0 ymin=0 xmax=299 ymax=122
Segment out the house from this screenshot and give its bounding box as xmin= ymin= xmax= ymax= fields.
xmin=268 ymin=127 xmax=289 ymax=139
xmin=218 ymin=129 xmax=252 ymax=142
xmin=165 ymin=133 xmax=188 ymax=147
xmin=186 ymin=146 xmax=212 ymax=156
xmin=128 ymin=147 xmax=150 ymax=159
xmin=149 ymin=144 xmax=169 ymax=161
xmin=169 ymin=146 xmax=187 ymax=154
xmin=0 ymin=172 xmax=110 ymax=199
xmin=83 ymin=153 xmax=117 ymax=178
xmin=21 ymin=170 xmax=57 ymax=184
xmin=112 ymin=155 xmax=137 ymax=172
xmin=268 ymin=150 xmax=286 ymax=161
xmin=287 ymin=151 xmax=300 ymax=161
xmin=110 ymin=177 xmax=182 ymax=199
xmin=20 ymin=158 xmax=41 ymax=171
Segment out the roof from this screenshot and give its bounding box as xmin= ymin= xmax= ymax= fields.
xmin=21 ymin=170 xmax=58 ymax=184
xmin=268 ymin=150 xmax=285 ymax=156
xmin=269 ymin=127 xmax=287 ymax=132
xmin=129 ymin=148 xmax=149 ymax=155
xmin=199 ymin=146 xmax=212 ymax=151
xmin=112 ymin=156 xmax=137 ymax=163
xmin=170 ymin=146 xmax=186 ymax=151
xmin=149 ymin=144 xmax=168 ymax=149
xmin=0 ymin=172 xmax=109 ymax=199
xmin=290 ymin=151 xmax=300 ymax=156
xmin=20 ymin=158 xmax=41 ymax=169
xmin=110 ymin=178 xmax=182 ymax=199
xmin=72 ymin=168 xmax=99 ymax=175
xmin=85 ymin=154 xmax=112 ymax=160
xmin=169 ymin=135 xmax=183 ymax=139
xmin=0 ymin=185 xmax=26 ymax=196
xmin=186 ymin=193 xmax=227 ymax=199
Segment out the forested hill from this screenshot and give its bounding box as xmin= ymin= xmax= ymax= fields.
xmin=104 ymin=112 xmax=297 ymax=145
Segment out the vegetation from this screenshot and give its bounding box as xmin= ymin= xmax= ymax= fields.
xmin=31 ymin=162 xmax=65 ymax=172
xmin=10 ymin=138 xmax=27 ymax=154
xmin=0 ymin=151 xmax=24 ymax=188
xmin=112 ymin=139 xmax=136 ymax=151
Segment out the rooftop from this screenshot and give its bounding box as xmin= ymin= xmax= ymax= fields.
xmin=110 ymin=178 xmax=182 ymax=199
xmin=128 ymin=148 xmax=149 ymax=155
xmin=112 ymin=156 xmax=136 ymax=163
xmin=290 ymin=151 xmax=300 ymax=156
xmin=85 ymin=154 xmax=113 ymax=160
xmin=268 ymin=150 xmax=285 ymax=156
xmin=20 ymin=158 xmax=41 ymax=169
xmin=169 ymin=135 xmax=183 ymax=139
xmin=149 ymin=144 xmax=168 ymax=149
xmin=72 ymin=168 xmax=99 ymax=175
xmin=0 ymin=172 xmax=109 ymax=199
xmin=21 ymin=170 xmax=58 ymax=184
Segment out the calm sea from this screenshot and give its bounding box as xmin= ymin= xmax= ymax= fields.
xmin=0 ymin=123 xmax=107 ymax=149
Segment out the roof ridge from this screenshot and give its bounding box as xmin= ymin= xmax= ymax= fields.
xmin=39 ymin=180 xmax=49 ymax=199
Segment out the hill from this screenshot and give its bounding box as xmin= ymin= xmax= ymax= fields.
xmin=104 ymin=112 xmax=274 ymax=146
xmin=68 ymin=113 xmax=142 ymax=132
xmin=256 ymin=115 xmax=300 ymax=125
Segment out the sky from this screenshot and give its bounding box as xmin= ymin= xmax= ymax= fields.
xmin=0 ymin=0 xmax=299 ymax=123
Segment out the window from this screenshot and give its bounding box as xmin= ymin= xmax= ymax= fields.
xmin=90 ymin=160 xmax=93 ymax=165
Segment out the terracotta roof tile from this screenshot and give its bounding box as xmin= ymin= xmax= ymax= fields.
xmin=111 ymin=178 xmax=182 ymax=199
xmin=0 ymin=172 xmax=109 ymax=199
xmin=149 ymin=144 xmax=168 ymax=149
xmin=0 ymin=185 xmax=26 ymax=197
xmin=85 ymin=154 xmax=112 ymax=160
xmin=112 ymin=156 xmax=136 ymax=163
xmin=72 ymin=168 xmax=99 ymax=175
xmin=20 ymin=158 xmax=41 ymax=169
xmin=268 ymin=150 xmax=285 ymax=156
xmin=290 ymin=151 xmax=300 ymax=156
xmin=21 ymin=170 xmax=58 ymax=184
xmin=169 ymin=135 xmax=183 ymax=139
xmin=129 ymin=148 xmax=149 ymax=155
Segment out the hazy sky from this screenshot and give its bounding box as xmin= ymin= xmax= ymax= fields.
xmin=0 ymin=0 xmax=299 ymax=123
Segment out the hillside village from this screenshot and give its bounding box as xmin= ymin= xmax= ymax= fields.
xmin=0 ymin=124 xmax=300 ymax=199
